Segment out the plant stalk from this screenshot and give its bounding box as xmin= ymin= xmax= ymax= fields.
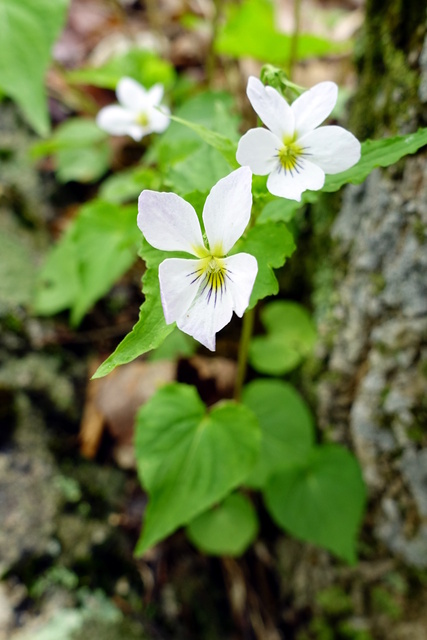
xmin=289 ymin=0 xmax=302 ymax=79
xmin=234 ymin=306 xmax=255 ymax=401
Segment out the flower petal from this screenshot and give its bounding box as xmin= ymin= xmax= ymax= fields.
xmin=223 ymin=253 xmax=258 ymax=317
xmin=116 ymin=77 xmax=148 ymax=111
xmin=138 ymin=191 xmax=205 ymax=254
xmin=247 ymin=76 xmax=295 ymax=139
xmin=266 ymin=158 xmax=325 ymax=201
xmin=292 ymin=81 xmax=337 ymax=138
xmin=175 ymin=252 xmax=258 ymax=350
xmin=176 ymin=279 xmax=234 ymax=351
xmin=147 ymin=83 xmax=164 ymax=106
xmin=148 ymin=105 xmax=170 ymax=133
xmin=202 ymin=167 xmax=252 ymax=256
xmin=299 ymin=125 xmax=361 ymax=174
xmin=236 ymin=128 xmax=281 ymax=175
xmin=96 ymin=105 xmax=141 ymax=138
xmin=158 ymin=258 xmax=202 ymax=324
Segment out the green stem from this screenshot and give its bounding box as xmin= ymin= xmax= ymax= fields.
xmin=289 ymin=0 xmax=302 ymax=79
xmin=206 ymin=0 xmax=223 ymax=86
xmin=234 ymin=306 xmax=255 ymax=401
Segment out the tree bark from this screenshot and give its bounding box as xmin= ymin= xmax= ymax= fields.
xmin=273 ymin=3 xmax=427 ymax=636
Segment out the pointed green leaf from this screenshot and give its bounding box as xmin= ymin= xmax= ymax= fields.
xmin=35 ymin=200 xmax=140 ymax=325
xmin=67 ymin=48 xmax=175 ymax=90
xmin=92 ymin=239 xmax=175 ymax=379
xmin=250 ymin=301 xmax=316 ymax=375
xmin=0 ymin=0 xmax=70 ymax=136
xmin=264 ymin=444 xmax=366 ymax=563
xmin=134 ymin=384 xmax=260 ymax=554
xmin=215 ymin=0 xmax=347 ymax=64
xmin=99 ymin=167 xmax=161 ymax=204
xmin=32 ymin=118 xmax=110 ymax=183
xmin=236 ymin=222 xmax=296 ymax=308
xmin=322 ymin=128 xmax=427 ymax=193
xmin=168 ymin=113 xmax=238 ymax=168
xmin=242 ymin=380 xmax=314 ymax=488
xmin=186 ymin=493 xmax=259 ymax=556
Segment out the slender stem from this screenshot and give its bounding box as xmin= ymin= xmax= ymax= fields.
xmin=233 ymin=2 xmax=302 ymax=401
xmin=234 ymin=306 xmax=255 ymax=401
xmin=206 ymin=0 xmax=223 ymax=86
xmin=289 ymin=0 xmax=302 ymax=79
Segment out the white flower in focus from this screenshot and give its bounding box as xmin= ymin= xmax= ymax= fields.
xmin=236 ymin=76 xmax=361 ymax=201
xmin=137 ymin=167 xmax=258 ymax=351
xmin=96 ymin=77 xmax=170 ymax=141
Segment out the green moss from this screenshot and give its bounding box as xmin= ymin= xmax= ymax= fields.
xmin=413 ymin=219 xmax=427 ymax=244
xmin=350 ymin=0 xmax=425 ymax=139
xmin=371 ymin=585 xmax=403 ymax=620
xmin=370 ymin=273 xmax=386 ymax=294
xmin=337 ymin=620 xmax=374 ymax=640
xmin=316 ymin=586 xmax=353 ymax=616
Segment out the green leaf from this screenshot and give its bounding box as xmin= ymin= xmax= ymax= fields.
xmin=168 ymin=144 xmax=232 ymax=196
xmin=134 ymin=384 xmax=260 ymax=554
xmin=67 ymin=48 xmax=176 ymax=90
xmin=34 ymin=200 xmax=140 ymax=325
xmin=321 ymin=128 xmax=427 ymax=192
xmin=236 ymin=222 xmax=296 ymax=308
xmin=258 ymin=199 xmax=301 ymax=224
xmin=250 ymin=301 xmax=316 ymax=375
xmin=242 ymin=380 xmax=314 ymax=489
xmin=32 ymin=118 xmax=110 ymax=183
xmin=148 ymin=328 xmax=197 ymax=362
xmin=99 ymin=166 xmax=161 ymax=204
xmin=264 ymin=444 xmax=366 ymax=563
xmin=168 ymin=113 xmax=238 ymax=168
xmin=0 ymin=0 xmax=70 ymax=135
xmin=34 ymin=228 xmax=80 ymax=316
xmin=215 ymin=0 xmax=346 ymax=65
xmin=154 ymin=92 xmax=239 ymax=165
xmin=186 ymin=493 xmax=259 ymax=556
xmin=92 ymin=238 xmax=175 ymax=379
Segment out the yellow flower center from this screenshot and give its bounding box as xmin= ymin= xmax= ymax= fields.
xmin=190 ymin=255 xmax=228 ymax=306
xmin=136 ymin=112 xmax=150 ymax=126
xmin=278 ymin=136 xmax=303 ymax=172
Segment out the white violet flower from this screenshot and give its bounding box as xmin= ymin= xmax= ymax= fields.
xmin=236 ymin=76 xmax=361 ymax=201
xmin=137 ymin=167 xmax=258 ymax=351
xmin=96 ymin=77 xmax=170 ymax=141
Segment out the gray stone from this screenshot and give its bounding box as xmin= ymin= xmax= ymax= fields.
xmin=0 ymin=395 xmax=60 ymax=577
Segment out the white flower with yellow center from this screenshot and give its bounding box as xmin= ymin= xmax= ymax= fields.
xmin=236 ymin=76 xmax=361 ymax=201
xmin=137 ymin=167 xmax=258 ymax=351
xmin=96 ymin=77 xmax=170 ymax=141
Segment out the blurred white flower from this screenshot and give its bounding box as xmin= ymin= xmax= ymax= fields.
xmin=96 ymin=77 xmax=170 ymax=141
xmin=236 ymin=76 xmax=361 ymax=201
xmin=137 ymin=167 xmax=258 ymax=351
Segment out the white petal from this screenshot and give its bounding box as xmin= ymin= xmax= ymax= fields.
xmin=223 ymin=253 xmax=258 ymax=316
xmin=177 ymin=279 xmax=234 ymax=351
xmin=176 ymin=252 xmax=258 ymax=350
xmin=147 ymin=83 xmax=164 ymax=106
xmin=292 ymin=81 xmax=337 ymax=138
xmin=116 ymin=77 xmax=147 ymax=111
xmin=202 ymin=167 xmax=252 ymax=256
xmin=138 ymin=191 xmax=205 ymax=254
xmin=158 ymin=258 xmax=202 ymax=324
xmin=147 ymin=105 xmax=170 ymax=133
xmin=299 ymin=125 xmax=361 ymax=174
xmin=96 ymin=105 xmax=142 ymax=138
xmin=266 ymin=158 xmax=325 ymax=201
xmin=236 ymin=128 xmax=281 ymax=175
xmin=247 ymin=76 xmax=295 ymax=139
